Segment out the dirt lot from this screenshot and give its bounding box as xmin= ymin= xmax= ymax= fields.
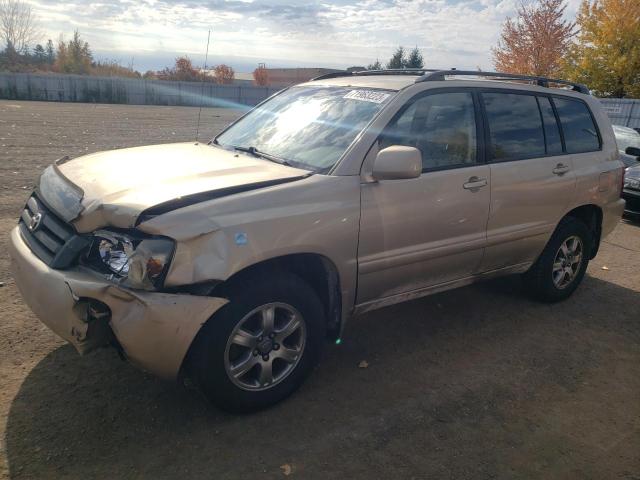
xmin=1 ymin=100 xmax=639 ymax=479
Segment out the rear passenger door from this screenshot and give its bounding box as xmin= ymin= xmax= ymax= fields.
xmin=479 ymin=91 xmax=582 ymax=272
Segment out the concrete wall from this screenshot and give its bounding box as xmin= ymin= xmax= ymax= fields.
xmin=0 ymin=72 xmax=280 ymax=108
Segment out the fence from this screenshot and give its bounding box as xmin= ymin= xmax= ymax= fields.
xmin=599 ymin=98 xmax=640 ymax=129
xmin=0 ymin=72 xmax=280 ymax=109
xmin=1 ymin=73 xmax=639 ymax=125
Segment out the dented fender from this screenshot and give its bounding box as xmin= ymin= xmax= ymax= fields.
xmin=67 ymin=281 xmax=228 ymax=379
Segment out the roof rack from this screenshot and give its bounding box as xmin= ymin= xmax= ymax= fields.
xmin=416 ymin=70 xmax=590 ymax=94
xmin=311 ymin=69 xmax=590 ymax=94
xmin=312 ymin=69 xmax=439 ymax=81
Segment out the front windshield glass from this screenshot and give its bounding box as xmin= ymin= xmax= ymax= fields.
xmin=215 ymin=86 xmax=393 ymax=172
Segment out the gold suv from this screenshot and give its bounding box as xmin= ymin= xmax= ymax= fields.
xmin=9 ymin=70 xmax=625 ymax=412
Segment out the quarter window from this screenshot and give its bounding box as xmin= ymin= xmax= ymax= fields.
xmin=483 ymin=93 xmax=546 ymax=161
xmin=553 ymin=97 xmax=600 ymax=153
xmin=380 ymin=92 xmax=477 ymax=170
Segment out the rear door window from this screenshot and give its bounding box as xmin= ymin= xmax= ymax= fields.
xmin=482 ymin=92 xmax=546 ymax=161
xmin=553 ymin=97 xmax=600 ymax=153
xmin=537 ymin=97 xmax=563 ymax=155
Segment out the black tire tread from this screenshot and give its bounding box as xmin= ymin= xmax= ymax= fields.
xmin=523 ymin=216 xmax=592 ymax=303
xmin=187 ymin=271 xmax=325 ymax=413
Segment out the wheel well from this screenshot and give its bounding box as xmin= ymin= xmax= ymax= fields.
xmin=210 ymin=254 xmax=342 ymax=340
xmin=564 ymin=205 xmax=602 ymax=259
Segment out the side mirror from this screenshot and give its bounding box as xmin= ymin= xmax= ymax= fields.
xmin=625 ymin=146 xmax=640 ymax=158
xmin=372 ymin=146 xmax=422 ymax=181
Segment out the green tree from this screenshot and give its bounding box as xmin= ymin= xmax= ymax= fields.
xmin=386 ymin=46 xmax=405 ymax=69
xmin=45 ymin=38 xmax=54 ymax=64
xmin=32 ymin=43 xmax=46 ymax=63
xmin=367 ymin=59 xmax=382 ymax=70
xmin=564 ymin=0 xmax=640 ymax=97
xmin=405 ymin=47 xmax=424 ymax=68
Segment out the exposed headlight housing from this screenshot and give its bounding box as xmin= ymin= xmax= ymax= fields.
xmin=89 ymin=230 xmax=175 ymax=290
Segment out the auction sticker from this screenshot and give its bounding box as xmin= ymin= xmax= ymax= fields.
xmin=343 ymin=90 xmax=390 ymax=103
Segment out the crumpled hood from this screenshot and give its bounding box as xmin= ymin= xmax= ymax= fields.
xmin=49 ymin=142 xmax=309 ymax=232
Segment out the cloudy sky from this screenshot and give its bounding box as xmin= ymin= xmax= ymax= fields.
xmin=29 ymin=0 xmax=582 ymax=73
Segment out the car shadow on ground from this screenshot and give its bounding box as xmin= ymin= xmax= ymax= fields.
xmin=5 ymin=275 xmax=640 ymax=479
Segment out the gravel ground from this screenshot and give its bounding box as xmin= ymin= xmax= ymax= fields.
xmin=1 ymin=100 xmax=639 ymax=480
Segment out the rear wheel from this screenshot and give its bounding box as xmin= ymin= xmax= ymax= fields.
xmin=188 ymin=272 xmax=325 ymax=413
xmin=523 ymin=217 xmax=592 ymax=302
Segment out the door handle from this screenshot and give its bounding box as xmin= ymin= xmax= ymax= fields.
xmin=463 ymin=176 xmax=488 ymax=191
xmin=552 ymin=163 xmax=570 ymax=175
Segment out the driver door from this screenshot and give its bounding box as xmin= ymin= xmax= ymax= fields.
xmin=357 ymin=90 xmax=491 ymax=305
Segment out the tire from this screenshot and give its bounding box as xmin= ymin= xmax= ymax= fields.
xmin=523 ymin=216 xmax=592 ymax=303
xmin=187 ymin=271 xmax=325 ymax=413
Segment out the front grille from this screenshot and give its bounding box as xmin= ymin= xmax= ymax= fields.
xmin=18 ymin=193 xmax=91 ymax=269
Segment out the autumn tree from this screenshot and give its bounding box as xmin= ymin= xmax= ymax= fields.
xmin=0 ymin=0 xmax=40 ymax=53
xmin=563 ymin=0 xmax=640 ymax=97
xmin=214 ymin=64 xmax=235 ymax=84
xmin=253 ymin=64 xmax=269 ymax=86
xmin=54 ymin=30 xmax=92 ymax=74
xmin=492 ymin=0 xmax=575 ymax=77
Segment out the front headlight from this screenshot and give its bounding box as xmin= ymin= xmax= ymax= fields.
xmin=89 ymin=230 xmax=175 ymax=290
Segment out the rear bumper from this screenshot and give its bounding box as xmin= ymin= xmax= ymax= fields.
xmin=602 ymin=198 xmax=626 ymax=237
xmin=9 ymin=226 xmax=227 ymax=380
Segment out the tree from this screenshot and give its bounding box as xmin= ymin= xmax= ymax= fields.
xmin=214 ymin=64 xmax=235 ymax=84
xmin=54 ymin=30 xmax=92 ymax=74
xmin=45 ymin=38 xmax=54 ymax=64
xmin=32 ymin=43 xmax=45 ymax=63
xmin=253 ymin=64 xmax=269 ymax=86
xmin=386 ymin=46 xmax=405 ymax=69
xmin=492 ymin=0 xmax=575 ymax=77
xmin=366 ymin=59 xmax=382 ymax=70
xmin=0 ymin=0 xmax=40 ymax=53
xmin=563 ymin=0 xmax=640 ymax=97
xmin=406 ymin=47 xmax=424 ymax=68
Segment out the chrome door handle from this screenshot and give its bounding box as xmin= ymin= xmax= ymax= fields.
xmin=552 ymin=163 xmax=570 ymax=175
xmin=463 ymin=176 xmax=488 ymax=191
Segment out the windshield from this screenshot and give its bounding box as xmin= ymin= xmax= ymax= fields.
xmin=215 ymin=86 xmax=393 ymax=172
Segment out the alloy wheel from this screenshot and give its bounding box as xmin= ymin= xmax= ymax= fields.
xmin=552 ymin=235 xmax=584 ymax=289
xmin=224 ymin=302 xmax=306 ymax=391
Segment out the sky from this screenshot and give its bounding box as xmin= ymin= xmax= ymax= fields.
xmin=28 ymin=0 xmax=583 ymax=73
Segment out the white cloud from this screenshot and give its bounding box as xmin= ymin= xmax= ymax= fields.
xmin=25 ymin=0 xmax=571 ymax=71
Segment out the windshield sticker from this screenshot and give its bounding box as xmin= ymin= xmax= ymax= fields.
xmin=343 ymin=90 xmax=390 ymax=104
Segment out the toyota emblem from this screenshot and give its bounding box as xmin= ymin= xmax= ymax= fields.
xmin=28 ymin=212 xmax=43 ymax=232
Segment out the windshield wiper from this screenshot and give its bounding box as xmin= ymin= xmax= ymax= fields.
xmin=233 ymin=145 xmax=292 ymax=167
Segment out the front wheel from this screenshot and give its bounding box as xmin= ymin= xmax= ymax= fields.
xmin=523 ymin=217 xmax=592 ymax=302
xmin=187 ymin=272 xmax=325 ymax=413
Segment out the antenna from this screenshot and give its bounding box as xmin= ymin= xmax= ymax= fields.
xmin=195 ymin=29 xmax=211 ymax=142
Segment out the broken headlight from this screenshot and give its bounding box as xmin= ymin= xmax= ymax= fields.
xmin=89 ymin=230 xmax=175 ymax=290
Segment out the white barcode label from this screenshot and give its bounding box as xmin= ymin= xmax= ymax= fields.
xmin=343 ymin=90 xmax=390 ymax=104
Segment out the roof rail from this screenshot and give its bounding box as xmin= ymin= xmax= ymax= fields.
xmin=311 ymin=68 xmax=439 ymax=81
xmin=415 ymin=70 xmax=590 ymax=94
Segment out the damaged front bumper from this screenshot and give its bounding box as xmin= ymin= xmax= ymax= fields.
xmin=8 ymin=226 xmax=227 ymax=380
